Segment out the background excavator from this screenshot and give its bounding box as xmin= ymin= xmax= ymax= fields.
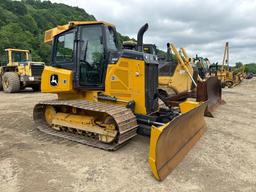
xmin=33 ymin=21 xmax=207 ymax=181
xmin=0 ymin=48 xmax=45 ymax=93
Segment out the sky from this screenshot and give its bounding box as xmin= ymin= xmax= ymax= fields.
xmin=51 ymin=0 xmax=256 ymax=64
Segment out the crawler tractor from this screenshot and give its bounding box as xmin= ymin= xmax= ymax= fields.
xmin=33 ymin=21 xmax=207 ymax=181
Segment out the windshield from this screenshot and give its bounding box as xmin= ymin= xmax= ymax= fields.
xmin=12 ymin=52 xmax=27 ymax=62
xmin=79 ymin=25 xmax=104 ymax=86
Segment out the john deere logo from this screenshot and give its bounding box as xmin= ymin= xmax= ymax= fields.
xmin=50 ymin=74 xmax=58 ymax=86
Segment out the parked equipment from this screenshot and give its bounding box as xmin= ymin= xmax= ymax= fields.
xmin=246 ymin=72 xmax=254 ymax=79
xmin=158 ymin=43 xmax=224 ymax=117
xmin=123 ymin=42 xmax=195 ymax=107
xmin=33 ymin=21 xmax=207 ymax=181
xmin=158 ymin=43 xmax=196 ymax=97
xmin=209 ymin=42 xmax=244 ymax=88
xmin=180 ymin=48 xmax=225 ymax=116
xmin=123 ymin=41 xmax=224 ymax=117
xmin=0 ymin=49 xmax=44 ymax=92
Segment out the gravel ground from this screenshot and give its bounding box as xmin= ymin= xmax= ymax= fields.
xmin=0 ymin=78 xmax=255 ymax=192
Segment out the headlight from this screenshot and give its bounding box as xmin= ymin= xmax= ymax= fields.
xmin=29 ymin=76 xmax=35 ymax=81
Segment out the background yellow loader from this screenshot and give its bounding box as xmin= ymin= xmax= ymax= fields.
xmin=0 ymin=48 xmax=45 ymax=93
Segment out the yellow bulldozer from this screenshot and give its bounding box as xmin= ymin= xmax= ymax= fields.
xmin=33 ymin=21 xmax=207 ymax=181
xmin=158 ymin=44 xmax=196 ymax=95
xmin=0 ymin=48 xmax=45 ymax=93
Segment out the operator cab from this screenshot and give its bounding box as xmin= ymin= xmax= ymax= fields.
xmin=5 ymin=49 xmax=31 ymax=65
xmin=10 ymin=51 xmax=27 ymax=63
xmin=52 ymin=22 xmax=120 ymax=89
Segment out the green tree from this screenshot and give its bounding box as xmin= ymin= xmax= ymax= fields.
xmin=235 ymin=62 xmax=243 ymax=68
xmin=245 ymin=63 xmax=256 ymax=74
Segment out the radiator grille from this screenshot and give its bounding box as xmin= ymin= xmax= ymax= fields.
xmin=31 ymin=64 xmax=44 ymax=76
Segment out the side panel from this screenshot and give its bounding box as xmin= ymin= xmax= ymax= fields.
xmin=41 ymin=66 xmax=73 ymax=93
xmin=104 ymin=57 xmax=147 ymax=115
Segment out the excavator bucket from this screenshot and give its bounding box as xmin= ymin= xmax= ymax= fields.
xmin=196 ymin=76 xmax=225 ymax=117
xmin=149 ymin=101 xmax=207 ymax=181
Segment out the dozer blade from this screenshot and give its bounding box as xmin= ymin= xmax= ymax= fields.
xmin=197 ymin=76 xmax=225 ymax=117
xmin=149 ymin=102 xmax=207 ymax=181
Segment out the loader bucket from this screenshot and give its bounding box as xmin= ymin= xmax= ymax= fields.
xmin=149 ymin=101 xmax=207 ymax=181
xmin=196 ymin=76 xmax=225 ymax=117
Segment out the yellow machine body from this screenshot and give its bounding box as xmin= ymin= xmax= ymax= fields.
xmin=41 ymin=63 xmax=207 ymax=181
xmin=34 ymin=21 xmax=207 ymax=181
xmin=158 ymin=65 xmax=193 ymax=94
xmin=158 ymin=43 xmax=194 ymax=94
xmin=41 ymin=56 xmax=147 ymax=115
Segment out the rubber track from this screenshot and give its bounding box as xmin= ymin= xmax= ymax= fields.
xmin=33 ymin=99 xmax=138 ymax=151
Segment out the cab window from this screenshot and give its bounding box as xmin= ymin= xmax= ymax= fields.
xmin=55 ymin=32 xmax=75 ymax=69
xmin=12 ymin=52 xmax=27 ymax=62
xmin=106 ymin=26 xmax=118 ymax=51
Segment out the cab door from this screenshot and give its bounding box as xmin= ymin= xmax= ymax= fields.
xmin=74 ymin=25 xmax=106 ymax=90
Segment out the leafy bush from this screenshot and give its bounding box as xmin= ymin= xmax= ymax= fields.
xmin=245 ymin=63 xmax=256 ymax=74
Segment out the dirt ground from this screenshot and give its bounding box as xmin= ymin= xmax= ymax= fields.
xmin=0 ymin=78 xmax=255 ymax=192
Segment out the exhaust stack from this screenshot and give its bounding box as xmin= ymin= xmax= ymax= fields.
xmin=166 ymin=43 xmax=172 ymax=61
xmin=137 ymin=23 xmax=149 ymax=52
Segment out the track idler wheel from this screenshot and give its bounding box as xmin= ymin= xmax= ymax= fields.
xmin=98 ymin=116 xmax=118 ymax=143
xmin=44 ymin=106 xmax=56 ymax=125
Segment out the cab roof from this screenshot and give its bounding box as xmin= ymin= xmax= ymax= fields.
xmin=5 ymin=48 xmax=30 ymax=53
xmin=44 ymin=21 xmax=115 ymax=44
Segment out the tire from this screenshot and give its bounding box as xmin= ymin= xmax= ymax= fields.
xmin=2 ymin=72 xmax=20 ymax=93
xmin=225 ymin=81 xmax=234 ymax=88
xmin=32 ymin=84 xmax=41 ymax=92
